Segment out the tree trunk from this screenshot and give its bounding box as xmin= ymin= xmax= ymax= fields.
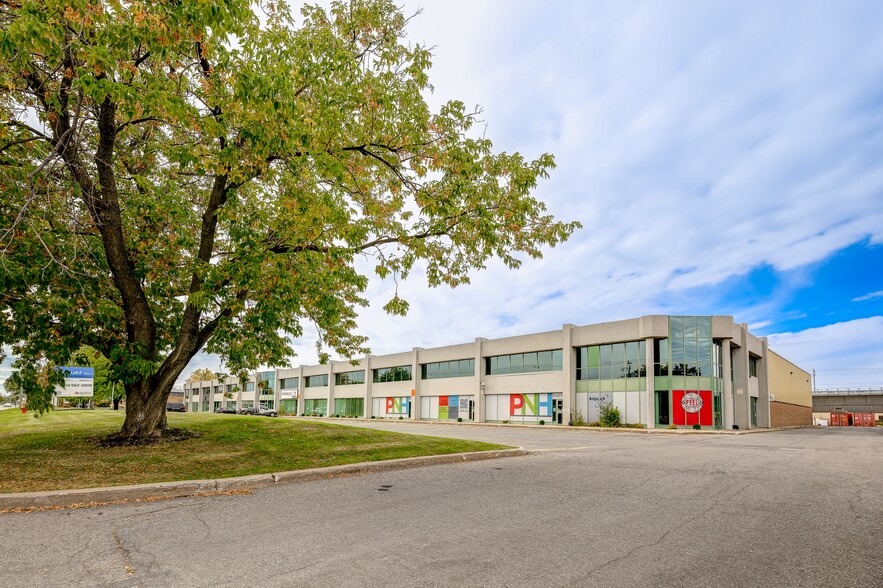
xmin=119 ymin=378 xmax=172 ymax=438
xmin=112 ymin=397 xmax=120 ymax=410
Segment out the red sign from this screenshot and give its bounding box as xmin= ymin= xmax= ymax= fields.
xmin=672 ymin=390 xmax=712 ymax=426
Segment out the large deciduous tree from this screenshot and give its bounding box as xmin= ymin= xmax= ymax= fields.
xmin=0 ymin=0 xmax=578 ymax=438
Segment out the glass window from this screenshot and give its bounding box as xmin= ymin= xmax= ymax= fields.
xmin=305 ymin=374 xmax=329 ymax=387
xmin=280 ymin=377 xmax=299 ymax=390
xmin=373 ymin=366 xmax=412 ymax=382
xmin=612 ymin=343 xmax=625 ymax=365
xmin=497 ymin=355 xmax=510 ymax=375
xmin=670 ymin=316 xmax=684 ymax=338
xmin=749 ymin=356 xmax=758 ymax=377
xmin=334 ymin=370 xmax=365 ymax=385
xmin=599 ymin=345 xmax=612 ymax=365
xmin=698 ymin=317 xmax=711 ymax=338
xmin=243 ymin=381 xmax=255 ymax=392
xmin=588 ymin=346 xmax=600 ymax=368
xmin=509 ymin=353 xmax=523 ymax=373
xmin=523 ymin=352 xmax=538 ymax=371
xmin=552 ymin=349 xmax=563 ymax=370
xmin=420 ymin=359 xmax=474 ymax=379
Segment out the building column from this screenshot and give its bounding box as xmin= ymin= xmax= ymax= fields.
xmin=474 ymin=338 xmax=486 ymax=423
xmin=296 ymin=366 xmax=304 ymax=416
xmin=645 ymin=337 xmax=655 ymax=429
xmin=363 ymin=355 xmax=373 ymax=418
xmin=327 ymin=362 xmax=335 ymax=417
xmin=759 ymin=338 xmax=771 ymax=428
xmin=722 ymin=339 xmax=734 ymax=430
xmin=411 ymin=348 xmax=421 ymax=420
xmin=733 ymin=325 xmax=751 ymax=429
xmin=562 ymin=325 xmax=574 ymax=425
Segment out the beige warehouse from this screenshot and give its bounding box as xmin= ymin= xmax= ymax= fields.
xmin=184 ymin=315 xmax=812 ymax=430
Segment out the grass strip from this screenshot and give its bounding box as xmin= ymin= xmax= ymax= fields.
xmin=0 ymin=410 xmax=508 ymax=493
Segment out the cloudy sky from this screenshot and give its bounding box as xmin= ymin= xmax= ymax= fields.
xmin=4 ymin=0 xmax=882 ymax=392
xmin=189 ymin=0 xmax=883 ymax=390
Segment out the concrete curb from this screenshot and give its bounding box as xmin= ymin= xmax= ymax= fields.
xmin=0 ymin=448 xmax=526 ymax=511
xmin=306 ymin=416 xmax=783 ymax=435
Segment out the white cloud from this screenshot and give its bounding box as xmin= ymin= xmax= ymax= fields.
xmin=767 ymin=317 xmax=883 ymax=390
xmin=853 ymin=290 xmax=883 ymax=303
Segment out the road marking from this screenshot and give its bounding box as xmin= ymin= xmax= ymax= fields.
xmin=529 ymin=445 xmax=608 ymax=453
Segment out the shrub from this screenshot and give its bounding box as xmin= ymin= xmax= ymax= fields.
xmin=668 ymin=423 xmax=678 ymax=429
xmin=502 ymin=420 xmax=509 ymax=424
xmin=692 ymin=423 xmax=701 ymax=430
xmin=398 ymin=416 xmax=403 ymax=420
xmin=599 ymin=401 xmax=621 ymax=427
xmin=570 ymin=410 xmax=586 ymax=426
xmin=371 ymin=416 xmax=375 ymax=419
xmin=457 ymin=417 xmax=463 ymax=422
xmin=539 ymin=419 xmax=545 ymax=425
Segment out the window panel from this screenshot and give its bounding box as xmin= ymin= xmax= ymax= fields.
xmin=588 ymin=346 xmax=600 ymax=368
xmin=509 ymin=354 xmax=524 ymax=373
xmin=523 ymin=352 xmax=538 ymax=371
xmin=552 ymin=349 xmax=563 ymax=370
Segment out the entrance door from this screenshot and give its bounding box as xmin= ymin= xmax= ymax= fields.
xmin=553 ymin=394 xmax=563 ymax=424
xmin=750 ymin=397 xmax=757 ymax=427
xmin=655 ymin=390 xmax=670 ymax=425
xmin=713 ymin=392 xmax=722 ymax=429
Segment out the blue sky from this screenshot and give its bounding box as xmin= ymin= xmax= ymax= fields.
xmin=3 ymin=0 xmax=883 ymax=391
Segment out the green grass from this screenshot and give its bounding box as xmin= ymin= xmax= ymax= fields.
xmin=0 ymin=409 xmax=508 ymax=493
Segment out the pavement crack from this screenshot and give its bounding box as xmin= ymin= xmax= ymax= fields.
xmin=112 ymin=529 xmax=135 ymax=577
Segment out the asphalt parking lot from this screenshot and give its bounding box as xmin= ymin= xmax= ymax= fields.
xmin=1 ymin=424 xmax=880 ymax=587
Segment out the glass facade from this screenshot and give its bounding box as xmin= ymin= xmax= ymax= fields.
xmin=486 ymin=349 xmax=563 ymax=375
xmin=576 ymin=341 xmax=646 ymax=380
xmin=421 ymin=359 xmax=475 ymax=380
xmin=304 ymin=399 xmax=327 ymax=416
xmin=373 ymin=365 xmax=412 ymax=382
xmin=305 ymin=374 xmax=329 ymax=387
xmin=334 ymin=397 xmax=364 ymax=417
xmin=334 ymin=370 xmax=365 ymax=385
xmin=280 ymin=377 xmax=299 ymax=390
xmin=652 ymin=317 xmax=724 ymax=429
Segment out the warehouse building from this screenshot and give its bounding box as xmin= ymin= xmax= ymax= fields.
xmin=183 ymin=315 xmax=812 ymax=430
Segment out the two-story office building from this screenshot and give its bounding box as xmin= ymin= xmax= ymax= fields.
xmin=182 ymin=315 xmax=812 ymax=429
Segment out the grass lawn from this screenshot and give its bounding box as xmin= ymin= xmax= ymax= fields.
xmin=0 ymin=409 xmax=508 ymax=493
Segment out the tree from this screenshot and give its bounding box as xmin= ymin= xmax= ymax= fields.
xmin=72 ymin=345 xmax=124 ymax=408
xmin=186 ymin=368 xmax=216 ymax=384
xmin=0 ymin=0 xmax=579 ymax=439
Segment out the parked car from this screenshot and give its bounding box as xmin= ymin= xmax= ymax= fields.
xmin=166 ymin=402 xmax=186 ymax=412
xmin=238 ymin=406 xmax=255 ymax=415
xmin=256 ymin=406 xmax=278 ymax=417
xmin=215 ymin=407 xmax=238 ymax=414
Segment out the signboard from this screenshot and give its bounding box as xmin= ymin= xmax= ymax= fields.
xmin=386 ymin=396 xmax=409 ymax=416
xmin=280 ymin=389 xmax=298 ymax=400
xmin=510 ymin=393 xmax=552 ymax=417
xmin=672 ymin=390 xmax=712 ymax=426
xmin=55 ymin=366 xmax=94 ymax=397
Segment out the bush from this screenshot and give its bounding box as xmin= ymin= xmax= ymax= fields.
xmin=570 ymin=410 xmax=586 ymax=426
xmin=599 ymin=401 xmax=621 ymax=427
xmin=457 ymin=417 xmax=462 ymax=422
xmin=371 ymin=416 xmax=376 ymax=419
xmin=398 ymin=416 xmax=403 ymax=420
xmin=668 ymin=423 xmax=678 ymax=429
xmin=502 ymin=420 xmax=509 ymax=424
xmin=539 ymin=420 xmax=545 ymax=425
xmin=692 ymin=423 xmax=701 ymax=430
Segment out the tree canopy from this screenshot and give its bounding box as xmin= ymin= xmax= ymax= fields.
xmin=0 ymin=0 xmax=579 ymax=437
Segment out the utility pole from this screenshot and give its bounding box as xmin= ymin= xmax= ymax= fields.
xmin=812 ymin=369 xmax=816 ymax=392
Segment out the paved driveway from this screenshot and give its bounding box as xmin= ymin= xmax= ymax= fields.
xmin=2 ymin=424 xmax=880 ymax=587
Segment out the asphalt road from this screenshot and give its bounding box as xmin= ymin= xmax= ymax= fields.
xmin=2 ymin=424 xmax=881 ymax=587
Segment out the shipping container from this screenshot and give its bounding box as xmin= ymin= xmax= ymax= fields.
xmin=852 ymin=412 xmax=874 ymax=427
xmin=829 ymin=411 xmax=852 ymax=427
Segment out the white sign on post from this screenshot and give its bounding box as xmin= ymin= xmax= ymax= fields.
xmin=55 ymin=366 xmax=95 ymax=397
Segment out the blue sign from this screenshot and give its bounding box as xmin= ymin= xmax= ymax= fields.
xmin=59 ymin=366 xmax=94 ymax=378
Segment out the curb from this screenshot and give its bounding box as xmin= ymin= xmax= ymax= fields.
xmin=0 ymin=448 xmax=526 ymax=511
xmin=309 ymin=416 xmax=783 ymax=435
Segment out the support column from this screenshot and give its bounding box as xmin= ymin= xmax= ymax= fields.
xmin=733 ymin=325 xmax=751 ymax=429
xmin=722 ymin=339 xmax=734 ymax=430
xmin=364 ymin=355 xmax=373 ymax=418
xmin=410 ymin=348 xmax=421 ymax=420
xmin=327 ymin=362 xmax=335 ymax=417
xmin=474 ymin=338 xmax=485 ymax=423
xmin=296 ymin=366 xmax=304 ymax=416
xmin=562 ymin=325 xmax=574 ymax=425
xmin=645 ymin=337 xmax=655 ymax=428
xmin=759 ymin=338 xmax=771 ymax=428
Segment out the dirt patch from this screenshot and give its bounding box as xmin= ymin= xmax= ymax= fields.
xmin=95 ymin=428 xmax=199 ymax=447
